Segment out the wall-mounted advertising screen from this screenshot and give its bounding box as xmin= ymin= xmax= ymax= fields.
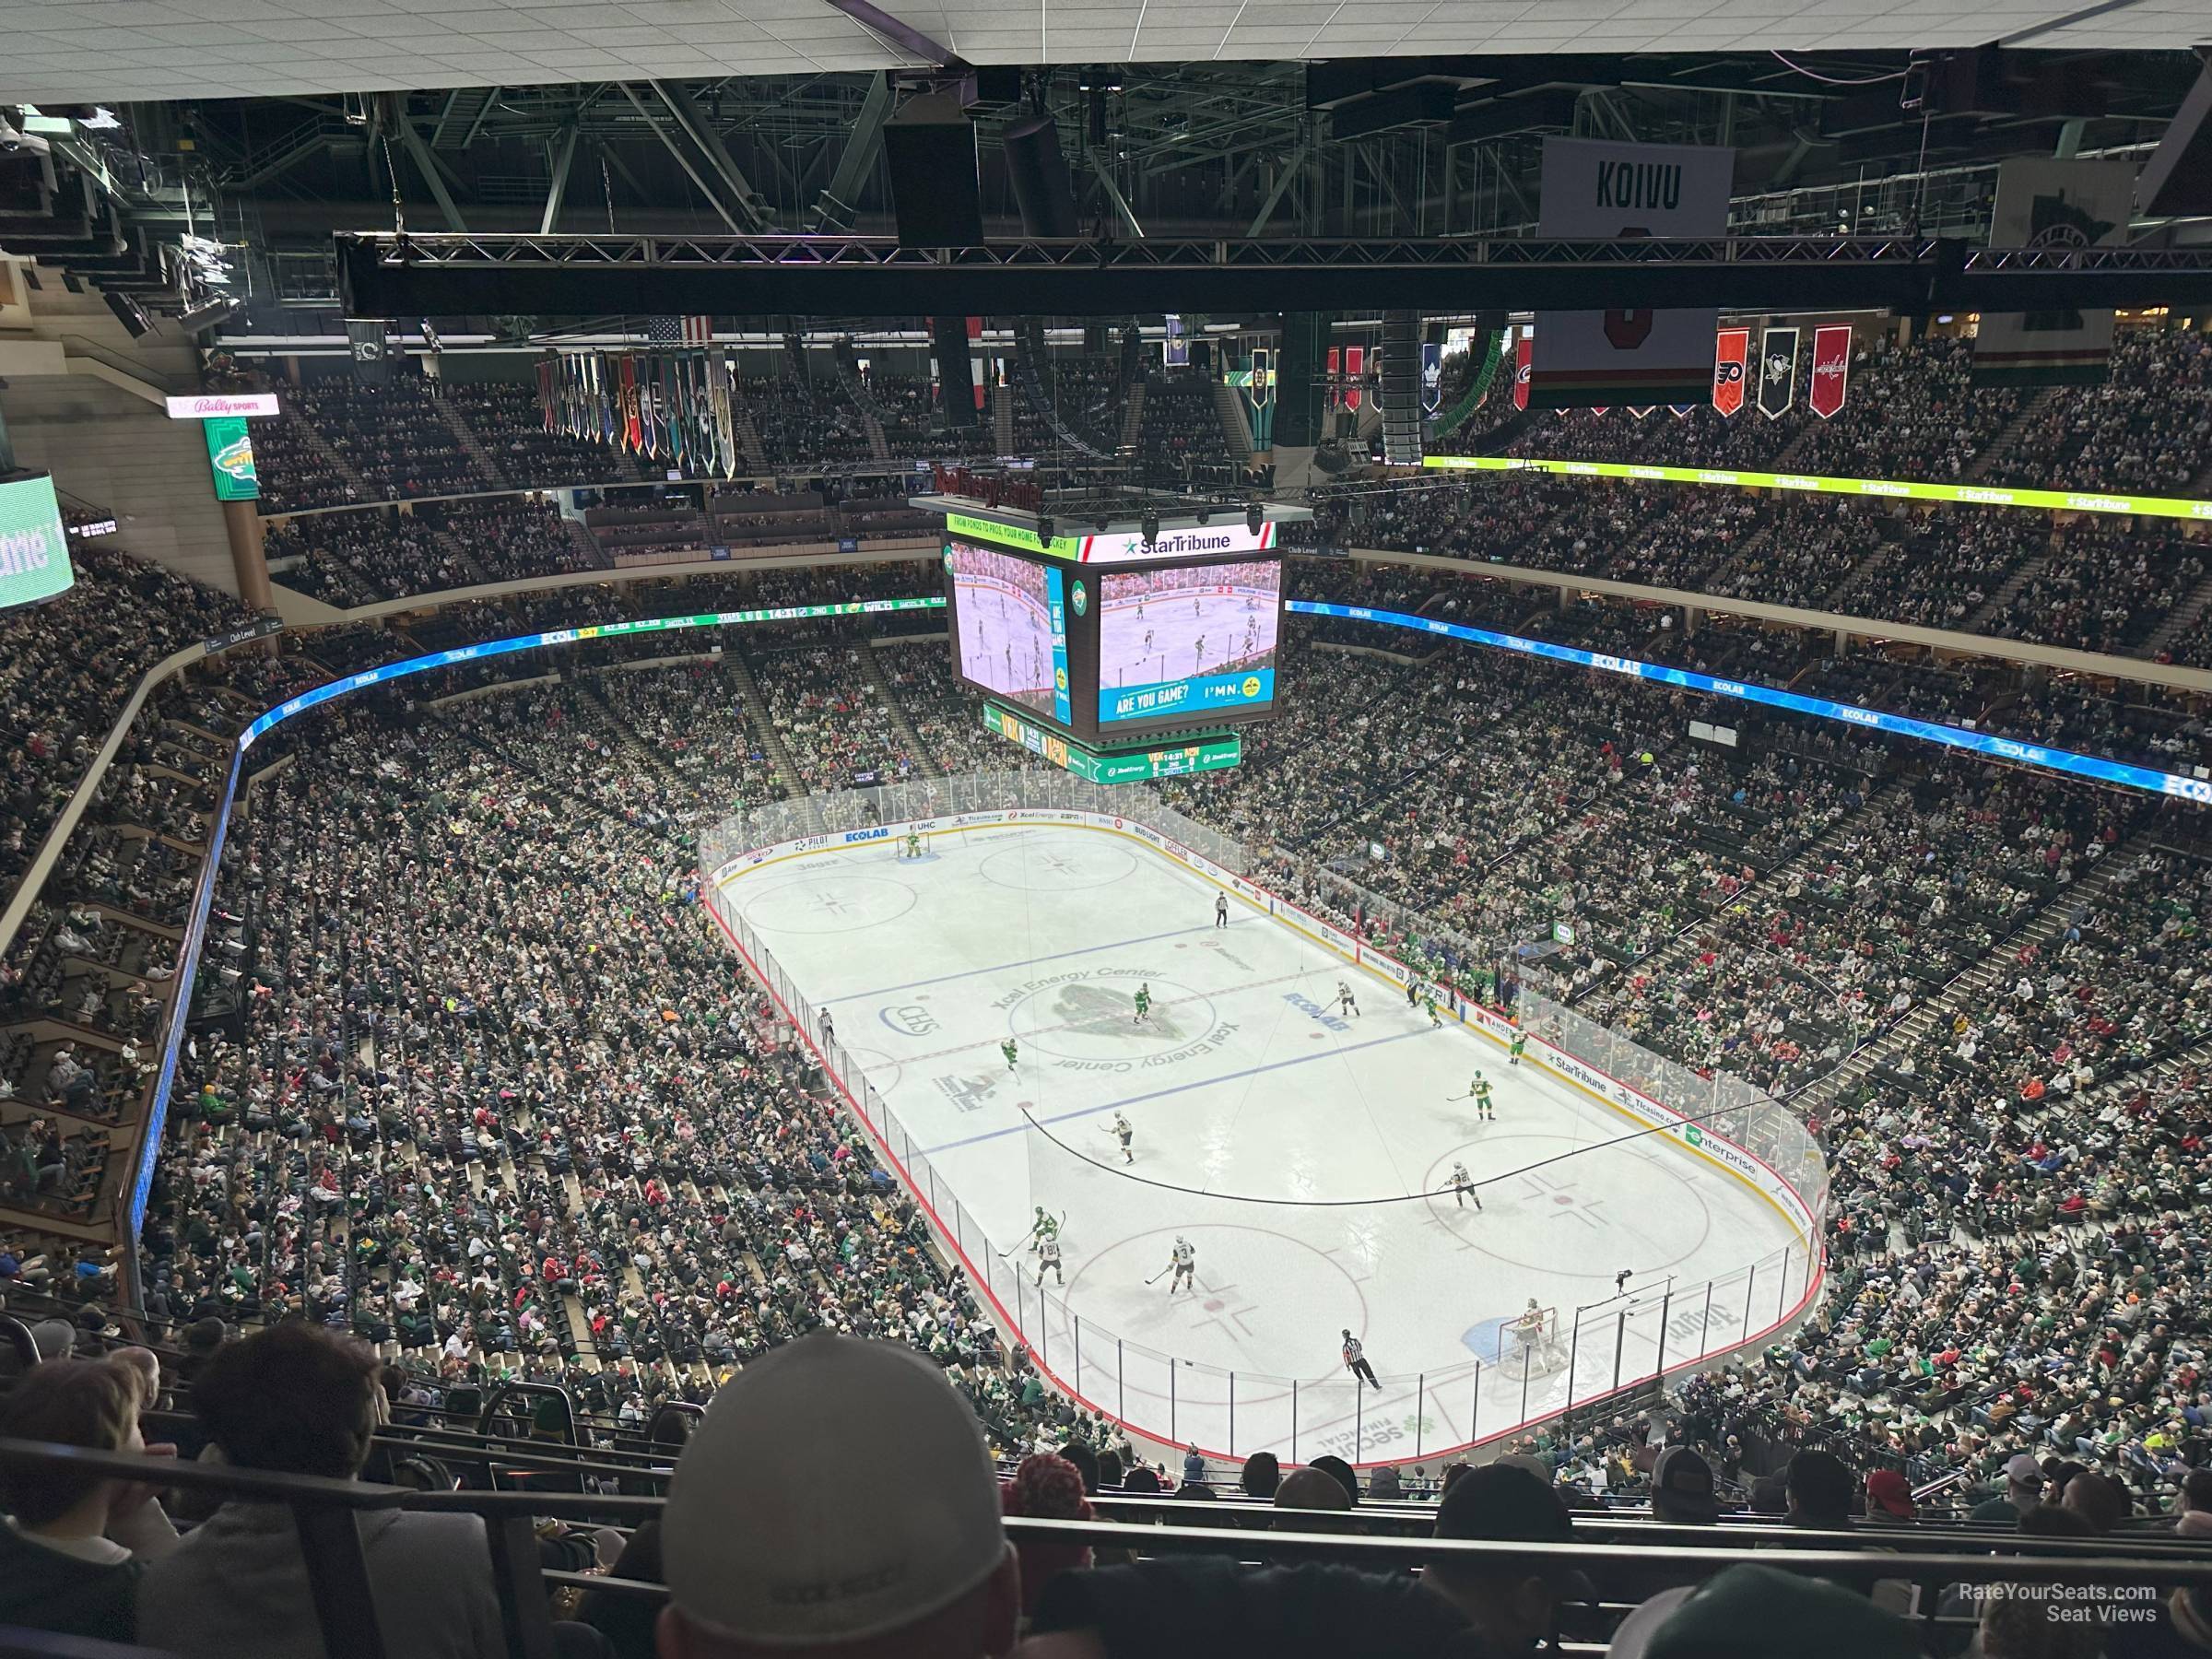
xmin=1097 ymin=560 xmax=1280 ymax=725
xmin=0 ymin=472 xmax=77 ymax=613
xmin=947 ymin=539 xmax=1068 ymax=723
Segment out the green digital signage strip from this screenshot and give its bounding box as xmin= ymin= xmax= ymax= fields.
xmin=0 ymin=472 xmax=77 ymax=612
xmin=1421 ymin=453 xmax=2212 ymax=524
xmin=203 ymin=416 xmax=261 ymax=501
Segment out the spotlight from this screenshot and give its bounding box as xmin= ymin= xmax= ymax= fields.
xmin=1140 ymin=510 xmax=1159 ymax=547
xmin=1194 ymin=505 xmax=1211 ymax=524
xmin=1035 ymin=514 xmax=1054 ymax=547
xmin=1245 ymin=502 xmax=1265 ymax=535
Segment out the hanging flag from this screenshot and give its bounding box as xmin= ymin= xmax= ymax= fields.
xmin=1973 ymin=159 xmax=2133 ymax=387
xmin=1757 ymin=326 xmax=1798 ymax=420
xmin=1344 ymin=345 xmax=1365 ymax=411
xmin=1712 ymin=327 xmax=1749 ymax=416
xmin=1420 ymin=342 xmax=1443 ymax=415
xmin=663 ymin=356 xmax=682 ymax=462
xmin=713 ymin=355 xmax=737 ymax=480
xmin=621 ymin=355 xmax=641 ymax=453
xmin=597 ymin=354 xmax=617 ymax=450
xmin=1668 ymin=405 xmax=1694 ymax=418
xmin=1325 ymin=346 xmax=1341 ymax=410
xmin=1628 ymin=406 xmax=1655 ymax=418
xmin=1529 ymin=137 xmax=1735 ymax=408
xmin=536 ymin=359 xmax=554 ymax=432
xmin=1809 ymin=325 xmax=1852 ymax=419
xmin=680 ymin=315 xmax=714 ymax=347
xmin=1512 ymin=335 xmax=1532 ymax=411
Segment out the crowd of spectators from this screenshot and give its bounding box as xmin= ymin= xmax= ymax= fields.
xmin=1986 ymin=328 xmax=2212 ymax=494
xmin=1136 ymin=371 xmax=1235 ymax=481
xmin=280 ymin=379 xmax=488 ymax=503
xmin=1 ymin=547 xmax=251 ymax=897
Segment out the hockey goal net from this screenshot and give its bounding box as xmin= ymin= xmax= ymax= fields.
xmin=1486 ymin=1305 xmax=1566 ymax=1371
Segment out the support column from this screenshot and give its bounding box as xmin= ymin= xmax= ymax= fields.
xmin=1683 ymin=605 xmax=1701 ymax=636
xmin=224 ymin=497 xmax=275 ymax=614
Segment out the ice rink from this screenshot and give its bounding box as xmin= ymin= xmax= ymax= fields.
xmin=954 ymin=577 xmax=1055 ymax=717
xmin=1100 ymin=586 xmax=1275 ymax=692
xmin=717 ymin=823 xmax=1813 ymax=1462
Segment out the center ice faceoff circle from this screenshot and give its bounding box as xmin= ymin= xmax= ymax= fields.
xmin=1002 ymin=971 xmax=1221 ymax=1064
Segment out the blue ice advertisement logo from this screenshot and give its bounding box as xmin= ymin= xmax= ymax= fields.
xmin=1100 ymin=666 xmax=1275 ymax=724
xmin=1045 ymin=568 xmax=1073 ymax=727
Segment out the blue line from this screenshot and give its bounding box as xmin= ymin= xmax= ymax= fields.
xmin=823 ymin=922 xmax=1218 ymax=1004
xmin=916 ymin=1024 xmax=1436 ymax=1155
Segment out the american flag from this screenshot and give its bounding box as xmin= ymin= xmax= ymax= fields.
xmin=648 ymin=316 xmax=714 ymax=347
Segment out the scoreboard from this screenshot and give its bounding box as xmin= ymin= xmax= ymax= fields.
xmin=934 ymin=500 xmax=1299 ymax=749
xmin=980 ymin=701 xmax=1242 ymax=784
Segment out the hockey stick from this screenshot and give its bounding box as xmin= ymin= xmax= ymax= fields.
xmin=1145 ymin=1266 xmax=1171 ymax=1285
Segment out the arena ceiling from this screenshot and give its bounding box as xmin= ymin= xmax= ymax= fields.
xmin=0 ymin=0 xmax=2206 ymax=104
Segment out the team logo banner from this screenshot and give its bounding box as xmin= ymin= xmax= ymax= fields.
xmin=1512 ymin=335 xmax=1532 ymax=411
xmin=1757 ymin=325 xmax=1798 ymax=419
xmin=1530 ymin=137 xmax=1735 ymax=408
xmin=1809 ymin=325 xmax=1852 ymax=420
xmin=1712 ymin=327 xmax=1749 ymax=416
xmin=1973 ymin=158 xmax=2134 ymax=387
xmin=1421 ymin=342 xmax=1443 ymax=414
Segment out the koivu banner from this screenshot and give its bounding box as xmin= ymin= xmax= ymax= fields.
xmin=1973 ymin=158 xmax=2136 ymax=388
xmin=1530 ymin=138 xmax=1735 ymax=408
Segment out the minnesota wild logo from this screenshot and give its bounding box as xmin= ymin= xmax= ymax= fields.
xmin=1072 ymin=580 xmax=1088 ymax=617
xmin=1053 ymin=981 xmax=1184 ymax=1041
xmin=212 ymin=434 xmax=258 ymax=485
xmin=1684 ymin=1124 xmax=1703 ymax=1147
xmin=942 ymin=549 xmax=956 ymax=573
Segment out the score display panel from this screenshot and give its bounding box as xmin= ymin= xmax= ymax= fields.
xmin=942 ymin=535 xmax=1284 ymax=745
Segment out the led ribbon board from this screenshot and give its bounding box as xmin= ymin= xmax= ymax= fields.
xmin=1421 ymin=453 xmax=2212 ymax=524
xmin=1286 ymin=600 xmax=2212 ymax=806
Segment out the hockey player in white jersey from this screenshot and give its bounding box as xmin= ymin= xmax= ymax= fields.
xmin=1448 ymin=1160 xmax=1482 ymax=1211
xmin=1163 ymin=1235 xmax=1195 ymax=1295
xmin=1036 ymin=1234 xmax=1065 ymax=1286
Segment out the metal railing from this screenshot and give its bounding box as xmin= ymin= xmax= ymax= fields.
xmin=699 ymin=775 xmax=1825 ymax=1465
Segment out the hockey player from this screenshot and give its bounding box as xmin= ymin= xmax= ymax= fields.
xmin=902 ymin=831 xmax=923 ymax=861
xmin=1036 ymin=1234 xmax=1064 ymax=1286
xmin=1002 ymin=1036 xmax=1019 ymax=1073
xmin=1194 ymin=635 xmax=1206 ymax=672
xmin=1144 ymin=628 xmax=1154 ymax=654
xmin=1133 ymin=984 xmax=1152 ymax=1024
xmin=1341 ymin=1330 xmax=1379 ymax=1388
xmin=1112 ymin=1112 xmax=1134 ymax=1164
xmin=1449 ymin=1160 xmax=1482 ymax=1211
xmin=1021 ymin=1206 xmax=1064 ymax=1254
xmin=1165 ymin=1235 xmax=1196 ymax=1295
xmin=1214 ymin=894 xmax=1228 ymax=929
xmin=1472 ymin=1072 xmax=1495 ymax=1122
xmin=1335 ymin=981 xmax=1359 ymax=1019
xmin=1423 ymin=990 xmax=1441 ymax=1029
xmin=1509 ymin=1027 xmax=1528 ymax=1065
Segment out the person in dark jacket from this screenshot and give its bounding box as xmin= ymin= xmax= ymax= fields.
xmin=0 ymin=1350 xmax=181 ymax=1643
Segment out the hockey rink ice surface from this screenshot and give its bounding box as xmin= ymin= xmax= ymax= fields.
xmin=1099 ymin=588 xmax=1272 ymax=692
xmin=719 ymin=824 xmax=1811 ymax=1462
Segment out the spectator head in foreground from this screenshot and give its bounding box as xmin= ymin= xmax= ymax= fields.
xmin=1606 ymin=1563 xmax=1919 ymax=1659
xmin=1783 ymin=1450 xmax=1855 ymax=1530
xmin=1428 ymin=1463 xmax=1585 ymax=1653
xmin=0 ymin=1350 xmax=161 ymax=1534
xmin=2178 ymin=1467 xmax=2212 ymax=1538
xmin=190 ymin=1317 xmax=382 ymax=1477
xmin=1239 ymin=1451 xmax=1280 ymax=1500
xmin=658 ymin=1332 xmax=1017 ymax=1659
xmin=1308 ymin=1453 xmax=1360 ymax=1506
xmin=1648 ymin=1446 xmax=1719 ymax=1525
xmin=1273 ymin=1466 xmax=1354 ymax=1531
xmin=2060 ymin=1469 xmax=2130 ymax=1535
xmin=1002 ymin=1455 xmax=1093 ymax=1618
xmin=1865 ymin=1468 xmax=1915 ymax=1523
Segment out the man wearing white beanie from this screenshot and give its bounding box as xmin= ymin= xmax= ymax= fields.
xmin=658 ymin=1330 xmax=1019 ymax=1659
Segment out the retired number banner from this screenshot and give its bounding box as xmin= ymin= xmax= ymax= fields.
xmin=1712 ymin=327 xmax=1749 ymax=417
xmin=1809 ymin=325 xmax=1852 ymax=420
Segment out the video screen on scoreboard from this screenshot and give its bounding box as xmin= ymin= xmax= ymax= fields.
xmin=947 ymin=539 xmax=1070 ymax=724
xmin=1098 ymin=560 xmax=1281 ymax=725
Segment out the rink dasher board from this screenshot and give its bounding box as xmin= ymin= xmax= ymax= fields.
xmin=706 ymin=810 xmax=1818 ymax=1243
